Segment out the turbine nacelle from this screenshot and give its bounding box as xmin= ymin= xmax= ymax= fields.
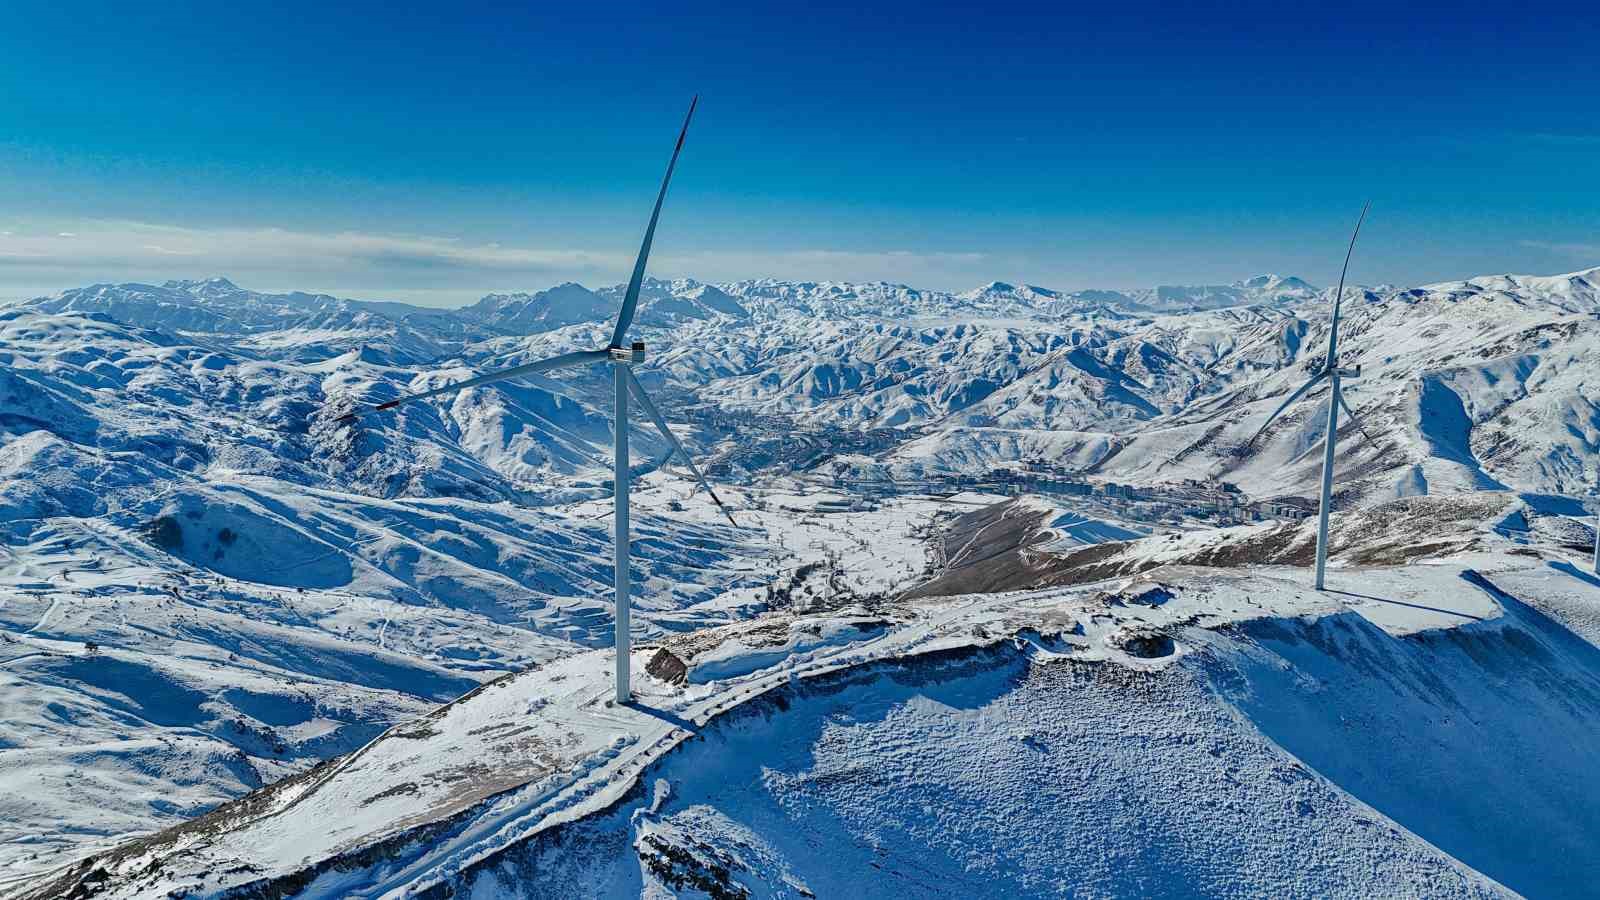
xmin=609 ymin=342 xmax=647 ymax=365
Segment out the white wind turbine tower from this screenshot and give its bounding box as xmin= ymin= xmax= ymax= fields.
xmin=335 ymin=96 xmax=735 ymax=703
xmin=1590 ymin=490 xmax=1599 ymax=575
xmin=1248 ymin=202 xmax=1370 ymax=590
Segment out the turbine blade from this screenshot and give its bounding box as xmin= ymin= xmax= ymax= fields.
xmin=1336 ymin=385 xmax=1380 ymax=448
xmin=1325 ymin=200 xmax=1371 ymax=366
xmin=609 ymin=96 xmax=698 ymax=349
xmin=335 ymin=348 xmax=609 ymax=421
xmin=625 ymin=369 xmax=737 ymax=526
xmin=1248 ymin=372 xmax=1328 ymax=446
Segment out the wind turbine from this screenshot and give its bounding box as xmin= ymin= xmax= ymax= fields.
xmin=1248 ymin=202 xmax=1370 ymax=590
xmin=334 ymin=96 xmax=735 ymax=703
xmin=1590 ymin=491 xmax=1599 ymax=575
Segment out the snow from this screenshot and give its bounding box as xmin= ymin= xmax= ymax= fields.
xmin=15 ymin=266 xmax=1597 ymax=501
xmin=22 ymin=531 xmax=1599 ymax=898
xmin=0 ymin=466 xmax=766 ymax=879
xmin=686 ymin=617 xmax=888 ymax=683
xmin=481 ymin=651 xmax=1506 ymax=898
xmin=3 ymin=262 xmax=1600 ymax=896
xmin=1036 ymin=507 xmax=1146 ymax=549
xmin=1204 ymin=594 xmax=1600 ymax=899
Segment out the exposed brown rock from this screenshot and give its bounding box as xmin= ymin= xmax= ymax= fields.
xmin=646 ymin=647 xmax=688 ymax=685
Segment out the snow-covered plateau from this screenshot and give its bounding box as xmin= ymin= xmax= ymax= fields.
xmin=1 ymin=267 xmax=1597 ymax=898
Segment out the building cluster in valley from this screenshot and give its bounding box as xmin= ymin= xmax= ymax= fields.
xmin=825 ymin=462 xmax=1316 ymax=526
xmin=672 ymin=404 xmax=1319 ymax=528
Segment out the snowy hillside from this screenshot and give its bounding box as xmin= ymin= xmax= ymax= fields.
xmin=1 ymin=263 xmax=1598 ymax=897
xmin=0 ymin=301 xmax=763 ymax=880
xmin=13 ymin=265 xmax=1597 ymax=503
xmin=15 ymin=512 xmax=1600 ymax=898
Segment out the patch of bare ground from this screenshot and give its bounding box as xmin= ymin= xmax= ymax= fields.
xmin=902 ymin=500 xmax=1056 ymax=599
xmin=907 ymin=494 xmax=1512 ymax=599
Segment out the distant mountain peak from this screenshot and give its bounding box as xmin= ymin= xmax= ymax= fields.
xmin=1238 ymin=274 xmax=1315 ymax=292
xmin=165 ymin=276 xmax=243 ymax=295
xmin=959 ymin=282 xmax=1064 ymax=306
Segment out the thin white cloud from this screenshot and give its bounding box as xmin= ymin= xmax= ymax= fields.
xmin=1519 ymin=239 xmax=1600 ymax=260
xmin=142 ymin=244 xmax=202 ymax=256
xmin=0 ymin=220 xmax=620 ymax=273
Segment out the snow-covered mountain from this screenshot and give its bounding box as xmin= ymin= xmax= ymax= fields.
xmin=463 ymin=278 xmax=751 ymax=335
xmin=1135 ymin=272 xmax=1320 ymax=310
xmin=2 ymin=263 xmax=1598 ymax=897
xmin=9 ymin=264 xmax=1598 ymax=506
xmin=1419 ymin=266 xmax=1600 ymax=314
xmin=25 ymin=277 xmax=498 ymax=366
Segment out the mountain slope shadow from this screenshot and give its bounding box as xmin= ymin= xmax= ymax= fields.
xmin=1206 ymin=579 xmax=1600 ymax=899
xmin=451 ymin=647 xmax=1506 ymax=899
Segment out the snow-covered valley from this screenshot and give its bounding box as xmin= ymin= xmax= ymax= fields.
xmin=1 ymin=266 xmax=1598 ymax=897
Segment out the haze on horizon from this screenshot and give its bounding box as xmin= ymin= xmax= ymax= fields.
xmin=1 ymin=0 xmax=1596 ymax=306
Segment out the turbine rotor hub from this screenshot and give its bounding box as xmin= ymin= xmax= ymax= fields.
xmin=609 ymin=342 xmax=646 ymax=364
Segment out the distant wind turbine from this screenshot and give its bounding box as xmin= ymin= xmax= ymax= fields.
xmin=1591 ymin=494 xmax=1599 ymax=575
xmin=333 ymin=97 xmax=735 ymax=703
xmin=1248 ymin=202 xmax=1371 ymax=590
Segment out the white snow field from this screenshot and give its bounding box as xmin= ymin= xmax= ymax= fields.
xmin=0 ymin=265 xmax=1597 ymax=897
xmin=12 ymin=533 xmax=1600 ymax=898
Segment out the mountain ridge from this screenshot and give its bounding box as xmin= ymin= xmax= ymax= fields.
xmin=2 ymin=259 xmax=1598 ymax=892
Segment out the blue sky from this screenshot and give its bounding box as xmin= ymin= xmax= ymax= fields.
xmin=1 ymin=1 xmax=1596 ymax=305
